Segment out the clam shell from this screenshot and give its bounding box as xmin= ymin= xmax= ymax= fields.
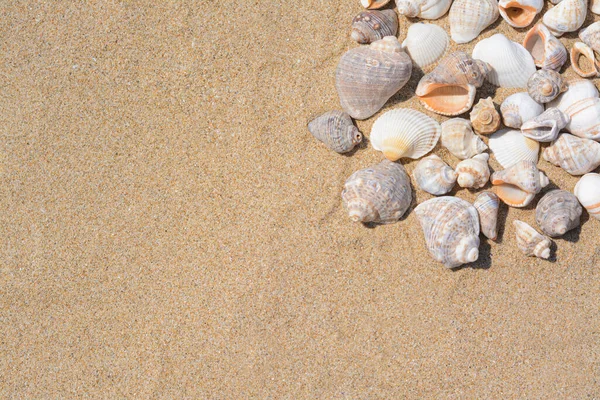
xmin=513 ymin=220 xmax=552 ymax=259
xmin=361 ymin=0 xmax=391 ymax=9
xmin=520 ymin=108 xmax=570 ymax=142
xmin=414 ymin=197 xmax=480 ymax=268
xmin=527 ymin=69 xmax=567 ymax=104
xmin=413 ymin=154 xmax=457 ymax=195
xmin=523 ymin=23 xmax=568 ymax=71
xmin=500 ymin=92 xmax=544 ymax=129
xmin=570 ymin=42 xmax=599 ymax=78
xmin=449 ymin=0 xmax=499 ymax=44
xmin=579 ymin=21 xmax=600 ymax=53
xmin=456 ymin=153 xmax=491 ymax=189
xmin=401 ymin=23 xmax=449 ymax=69
xmin=542 ymin=0 xmax=587 ymax=37
xmin=396 ymin=0 xmax=453 ymax=19
xmin=335 ymin=37 xmax=412 ymax=120
xmin=563 ymin=97 xmax=600 ymax=140
xmin=342 ymin=160 xmax=412 ymax=224
xmin=470 ymin=97 xmax=501 ymax=135
xmin=574 ymin=173 xmax=600 ymax=220
xmin=474 ymin=191 xmax=500 ymax=240
xmin=351 ymin=10 xmax=399 ymax=44
xmin=535 ymin=190 xmax=582 ymax=237
xmin=498 ymin=0 xmax=543 ymax=28
xmin=492 ymin=160 xmax=549 ymax=207
xmin=441 ymin=118 xmax=488 ymax=160
xmin=547 ymin=79 xmax=599 ymax=112
xmin=472 ymin=34 xmax=536 ymax=88
xmin=308 ymin=110 xmax=363 ymax=153
xmin=370 ymin=108 xmax=441 ymax=161
xmin=543 ymin=133 xmax=600 ymax=175
xmin=489 ymin=129 xmax=540 ymax=168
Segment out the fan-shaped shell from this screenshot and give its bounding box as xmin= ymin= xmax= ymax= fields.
xmin=547 ymin=79 xmax=599 ymax=113
xmin=396 ymin=0 xmax=452 ymax=19
xmin=499 ymin=0 xmax=543 ymax=28
xmin=474 ymin=191 xmax=500 ymax=240
xmin=370 ymin=108 xmax=441 ymax=161
xmin=542 ymin=133 xmax=600 ymax=175
xmin=500 ymin=92 xmax=544 ymax=129
xmin=413 ymin=154 xmax=457 ymax=195
xmin=535 ymin=190 xmax=582 ymax=237
xmin=401 ymin=23 xmax=449 ymax=69
xmin=542 ymin=0 xmax=587 ymax=37
xmin=563 ymin=97 xmax=600 ymax=140
xmin=414 ymin=197 xmax=480 ymax=268
xmin=335 ymin=37 xmax=412 ymax=120
xmin=361 ymin=0 xmax=391 ymax=9
xmin=492 ymin=160 xmax=549 ymax=207
xmin=523 ymin=23 xmax=568 ymax=71
xmin=489 ymin=129 xmax=540 ymax=168
xmin=513 ymin=220 xmax=552 ymax=259
xmin=342 ymin=160 xmax=412 ymax=224
xmin=441 ymin=118 xmax=488 ymax=160
xmin=449 ymin=0 xmax=499 ymax=44
xmin=351 ymin=10 xmax=398 ymax=44
xmin=574 ymin=173 xmax=600 ymax=220
xmin=472 ymin=34 xmax=536 ymax=88
xmin=456 ymin=153 xmax=491 ymax=189
xmin=527 ymin=69 xmax=567 ymax=104
xmin=470 ymin=97 xmax=500 ymax=135
xmin=570 ymin=42 xmax=600 ymax=78
xmin=308 ymin=110 xmax=363 ymax=153
xmin=579 ymin=21 xmax=600 ymax=53
xmin=520 ymin=108 xmax=570 ymax=142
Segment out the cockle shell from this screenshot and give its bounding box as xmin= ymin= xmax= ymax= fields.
xmin=474 ymin=191 xmax=500 ymax=240
xmin=414 ymin=196 xmax=480 ymax=268
xmin=370 ymin=108 xmax=441 ymax=161
xmin=351 ymin=10 xmax=398 ymax=44
xmin=527 ymin=69 xmax=567 ymax=104
xmin=523 ymin=24 xmax=568 ymax=71
xmin=563 ymin=97 xmax=600 ymax=140
xmin=308 ymin=111 xmax=362 ymax=153
xmin=361 ymin=0 xmax=391 ymax=9
xmin=413 ymin=154 xmax=457 ymax=195
xmin=547 ymin=79 xmax=599 ymax=113
xmin=441 ymin=118 xmax=487 ymax=160
xmin=542 ymin=0 xmax=587 ymax=37
xmin=574 ymin=173 xmax=600 ymax=220
xmin=499 ymin=0 xmax=543 ymax=28
xmin=513 ymin=220 xmax=552 ymax=259
xmin=470 ymin=97 xmax=501 ymax=135
xmin=335 ymin=36 xmax=412 ymax=120
xmin=492 ymin=160 xmax=549 ymax=207
xmin=520 ymin=108 xmax=570 ymax=142
xmin=342 ymin=160 xmax=412 ymax=224
xmin=579 ymin=21 xmax=600 ymax=53
xmin=535 ymin=190 xmax=582 ymax=237
xmin=472 ymin=34 xmax=536 ymax=88
xmin=570 ymin=42 xmax=599 ymax=78
xmin=456 ymin=153 xmax=491 ymax=189
xmin=489 ymin=129 xmax=540 ymax=168
xmin=396 ymin=0 xmax=453 ymax=19
xmin=500 ymin=92 xmax=544 ymax=129
xmin=416 ymin=52 xmax=490 ymax=116
xmin=542 ymin=133 xmax=600 ymax=175
xmin=449 ymin=0 xmax=499 ymax=44
xmin=401 ymin=23 xmax=449 ymax=69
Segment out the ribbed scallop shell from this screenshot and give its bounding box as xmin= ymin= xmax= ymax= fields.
xmin=527 ymin=69 xmax=567 ymax=104
xmin=579 ymin=21 xmax=600 ymax=52
xmin=470 ymin=97 xmax=501 ymax=135
xmin=370 ymin=108 xmax=441 ymax=161
xmin=542 ymin=0 xmax=587 ymax=37
xmin=335 ymin=37 xmax=412 ymax=120
xmin=351 ymin=10 xmax=398 ymax=44
xmin=456 ymin=153 xmax=491 ymax=189
xmin=520 ymin=108 xmax=570 ymax=142
xmin=535 ymin=190 xmax=582 ymax=237
xmin=542 ymin=133 xmax=600 ymax=175
xmin=342 ymin=160 xmax=412 ymax=224
xmin=361 ymin=0 xmax=391 ymax=9
xmin=472 ymin=34 xmax=536 ymax=88
xmin=474 ymin=191 xmax=500 ymax=240
xmin=414 ymin=196 xmax=480 ymax=268
xmin=574 ymin=173 xmax=600 ymax=220
xmin=499 ymin=0 xmax=543 ymax=28
xmin=396 ymin=0 xmax=453 ymax=19
xmin=449 ymin=0 xmax=499 ymax=44
xmin=492 ymin=160 xmax=549 ymax=207
xmin=308 ymin=110 xmax=363 ymax=153
xmin=563 ymin=97 xmax=600 ymax=140
xmin=500 ymin=92 xmax=544 ymax=129
xmin=570 ymin=42 xmax=599 ymax=78
xmin=413 ymin=154 xmax=457 ymax=195
xmin=489 ymin=129 xmax=540 ymax=168
xmin=523 ymin=23 xmax=568 ymax=71
xmin=401 ymin=23 xmax=449 ymax=69
xmin=513 ymin=220 xmax=552 ymax=259
xmin=547 ymin=79 xmax=599 ymax=112
xmin=441 ymin=118 xmax=488 ymax=160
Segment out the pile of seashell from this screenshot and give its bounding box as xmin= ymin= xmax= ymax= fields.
xmin=309 ymin=0 xmax=600 ymax=268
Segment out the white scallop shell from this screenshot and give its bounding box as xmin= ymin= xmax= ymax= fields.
xmin=441 ymin=118 xmax=488 ymax=160
xmin=449 ymin=0 xmax=499 ymax=44
xmin=498 ymin=0 xmax=543 ymax=28
xmin=500 ymin=92 xmax=544 ymax=129
xmin=513 ymin=220 xmax=552 ymax=259
xmin=396 ymin=0 xmax=453 ymax=19
xmin=474 ymin=191 xmax=500 ymax=240
xmin=455 ymin=153 xmax=491 ymax=189
xmin=543 ymin=133 xmax=600 ymax=175
xmin=542 ymin=0 xmax=587 ymax=37
xmin=547 ymin=79 xmax=599 ymax=113
xmin=401 ymin=23 xmax=449 ymax=69
xmin=574 ymin=173 xmax=600 ymax=220
xmin=489 ymin=129 xmax=540 ymax=168
xmin=413 ymin=154 xmax=457 ymax=195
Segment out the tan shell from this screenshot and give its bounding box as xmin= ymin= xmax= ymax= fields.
xmin=449 ymin=0 xmax=500 ymax=44
xmin=351 ymin=10 xmax=398 ymax=44
xmin=492 ymin=160 xmax=549 ymax=207
xmin=542 ymin=133 xmax=600 ymax=175
xmin=579 ymin=21 xmax=600 ymax=53
xmin=574 ymin=173 xmax=600 ymax=220
xmin=527 ymin=69 xmax=567 ymax=104
xmin=520 ymin=108 xmax=570 ymax=143
xmin=570 ymin=42 xmax=599 ymax=78
xmin=542 ymin=0 xmax=587 ymax=37
xmin=474 ymin=191 xmax=500 ymax=240
xmin=535 ymin=190 xmax=582 ymax=237
xmin=498 ymin=0 xmax=543 ymax=28
xmin=308 ymin=110 xmax=363 ymax=153
xmin=523 ymin=23 xmax=568 ymax=71
xmin=455 ymin=153 xmax=491 ymax=189
xmin=513 ymin=220 xmax=552 ymax=259
xmin=470 ymin=97 xmax=501 ymax=135
xmin=441 ymin=118 xmax=488 ymax=160
xmin=413 ymin=154 xmax=457 ymax=196
xmin=361 ymin=0 xmax=391 ymax=9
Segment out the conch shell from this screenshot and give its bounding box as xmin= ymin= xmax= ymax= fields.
xmin=474 ymin=191 xmax=500 ymax=241
xmin=441 ymin=118 xmax=488 ymax=160
xmin=547 ymin=79 xmax=599 ymax=113
xmin=361 ymin=0 xmax=391 ymax=9
xmin=308 ymin=110 xmax=363 ymax=153
xmin=351 ymin=10 xmax=398 ymax=44
xmin=574 ymin=173 xmax=600 ymax=220
xmin=413 ymin=154 xmax=457 ymax=195
xmin=401 ymin=23 xmax=449 ymax=69
xmin=542 ymin=133 xmax=600 ymax=175
xmin=470 ymin=97 xmax=501 ymax=135
xmin=500 ymin=92 xmax=544 ymax=129
xmin=579 ymin=21 xmax=600 ymax=53
xmin=523 ymin=24 xmax=568 ymax=71
xmin=520 ymin=108 xmax=570 ymax=143
xmin=563 ymin=97 xmax=600 ymax=141
xmin=513 ymin=220 xmax=552 ymax=259
xmin=449 ymin=0 xmax=499 ymax=44
xmin=570 ymin=42 xmax=599 ymax=78
xmin=489 ymin=129 xmax=540 ymax=168
xmin=492 ymin=160 xmax=549 ymax=207
xmin=527 ymin=69 xmax=567 ymax=104
xmin=498 ymin=0 xmax=543 ymax=28
xmin=455 ymin=153 xmax=491 ymax=189
xmin=542 ymin=0 xmax=587 ymax=37
xmin=396 ymin=0 xmax=452 ymax=19
xmin=535 ymin=190 xmax=582 ymax=237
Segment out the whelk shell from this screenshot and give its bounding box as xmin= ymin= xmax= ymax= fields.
xmin=474 ymin=191 xmax=500 ymax=241
xmin=513 ymin=220 xmax=552 ymax=259
xmin=361 ymin=0 xmax=391 ymax=9
xmin=489 ymin=129 xmax=540 ymax=168
xmin=441 ymin=118 xmax=488 ymax=160
xmin=570 ymin=42 xmax=600 ymax=78
xmin=396 ymin=0 xmax=452 ymax=19
xmin=492 ymin=160 xmax=549 ymax=207
xmin=542 ymin=0 xmax=587 ymax=37
xmin=498 ymin=0 xmax=543 ymax=28
xmin=401 ymin=23 xmax=449 ymax=69
xmin=351 ymin=10 xmax=398 ymax=44
xmin=308 ymin=110 xmax=363 ymax=153
xmin=527 ymin=69 xmax=567 ymax=104
xmin=542 ymin=133 xmax=600 ymax=175
xmin=574 ymin=173 xmax=600 ymax=220
xmin=520 ymin=108 xmax=570 ymax=143
xmin=455 ymin=153 xmax=491 ymax=189
xmin=413 ymin=154 xmax=457 ymax=195
xmin=449 ymin=0 xmax=499 ymax=44
xmin=579 ymin=21 xmax=600 ymax=53
xmin=470 ymin=97 xmax=501 ymax=135
xmin=547 ymin=79 xmax=599 ymax=113
xmin=500 ymin=92 xmax=544 ymax=129
xmin=523 ymin=23 xmax=568 ymax=71
xmin=535 ymin=190 xmax=582 ymax=237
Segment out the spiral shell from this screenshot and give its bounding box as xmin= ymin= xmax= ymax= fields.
xmin=513 ymin=220 xmax=552 ymax=259
xmin=474 ymin=191 xmax=500 ymax=241
xmin=542 ymin=133 xmax=600 ymax=175
xmin=535 ymin=190 xmax=582 ymax=237
xmin=523 ymin=23 xmax=568 ymax=71
xmin=414 ymin=196 xmax=480 ymax=268
xmin=489 ymin=129 xmax=540 ymax=168
xmin=396 ymin=0 xmax=453 ymax=19
xmin=351 ymin=10 xmax=398 ymax=44
xmin=401 ymin=23 xmax=449 ymax=69
xmin=527 ymin=69 xmax=567 ymax=104
xmin=500 ymin=92 xmax=544 ymax=129
xmin=342 ymin=160 xmax=412 ymax=224
xmin=456 ymin=153 xmax=491 ymax=189
xmin=449 ymin=0 xmax=499 ymax=44
xmin=520 ymin=108 xmax=570 ymax=143
xmin=547 ymin=79 xmax=599 ymax=113
xmin=361 ymin=0 xmax=391 ymax=9
xmin=498 ymin=0 xmax=543 ymax=28
xmin=413 ymin=154 xmax=457 ymax=195
xmin=574 ymin=173 xmax=600 ymax=220
xmin=308 ymin=110 xmax=363 ymax=153
xmin=570 ymin=42 xmax=600 ymax=78
xmin=542 ymin=0 xmax=587 ymax=37
xmin=441 ymin=118 xmax=488 ymax=160
xmin=470 ymin=97 xmax=501 ymax=135
xmin=492 ymin=160 xmax=549 ymax=207
xmin=579 ymin=21 xmax=600 ymax=53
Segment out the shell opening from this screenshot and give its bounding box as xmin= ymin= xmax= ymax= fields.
xmin=501 ymin=4 xmax=536 ymax=27
xmin=524 ymin=31 xmax=544 ymax=64
xmin=418 ymin=84 xmax=474 ymax=116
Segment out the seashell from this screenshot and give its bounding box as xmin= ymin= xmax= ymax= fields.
xmin=455 ymin=153 xmax=491 ymax=189
xmin=361 ymin=0 xmax=391 ymax=9
xmin=579 ymin=21 xmax=600 ymax=53
xmin=472 ymin=34 xmax=536 ymax=88
xmin=542 ymin=0 xmax=587 ymax=37
xmin=335 ymin=36 xmax=412 ymax=120
xmin=535 ymin=190 xmax=582 ymax=237
xmin=498 ymin=0 xmax=543 ymax=28
xmin=570 ymin=42 xmax=600 ymax=78
xmin=492 ymin=160 xmax=549 ymax=207
xmin=574 ymin=173 xmax=600 ymax=220
xmin=351 ymin=10 xmax=398 ymax=44
xmin=523 ymin=24 xmax=568 ymax=71
xmin=563 ymin=97 xmax=600 ymax=140
xmin=401 ymin=23 xmax=449 ymax=69
xmin=542 ymin=133 xmax=600 ymax=175
xmin=308 ymin=110 xmax=363 ymax=153
xmin=416 ymin=52 xmax=490 ymax=116
xmin=370 ymin=108 xmax=441 ymax=161
xmin=342 ymin=159 xmax=411 ymax=224
xmin=500 ymin=92 xmax=544 ymax=129
xmin=473 ymin=191 xmax=500 ymax=240
xmin=489 ymin=129 xmax=540 ymax=168
xmin=414 ymin=196 xmax=480 ymax=268
xmin=527 ymin=69 xmax=567 ymax=104
xmin=413 ymin=154 xmax=457 ymax=195
xmin=470 ymin=97 xmax=501 ymax=135
xmin=396 ymin=0 xmax=453 ymax=19
xmin=520 ymin=108 xmax=570 ymax=143
xmin=550 ymin=0 xmax=563 ymax=3
xmin=592 ymin=0 xmax=600 ymax=14
xmin=449 ymin=0 xmax=499 ymax=44
xmin=441 ymin=118 xmax=487 ymax=160
xmin=547 ymin=79 xmax=599 ymax=112
xmin=513 ymin=220 xmax=552 ymax=259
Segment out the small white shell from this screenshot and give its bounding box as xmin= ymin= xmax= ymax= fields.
xmin=489 ymin=129 xmax=540 ymax=168
xmin=520 ymin=108 xmax=570 ymax=142
xmin=449 ymin=0 xmax=499 ymax=44
xmin=543 ymin=133 xmax=600 ymax=175
xmin=513 ymin=220 xmax=552 ymax=259
xmin=563 ymin=97 xmax=600 ymax=141
xmin=535 ymin=190 xmax=582 ymax=237
xmin=523 ymin=23 xmax=568 ymax=71
xmin=456 ymin=153 xmax=491 ymax=189
xmin=413 ymin=154 xmax=457 ymax=195
xmin=570 ymin=42 xmax=600 ymax=78
xmin=547 ymin=79 xmax=599 ymax=113
xmin=500 ymin=92 xmax=544 ymax=129
xmin=579 ymin=21 xmax=600 ymax=53
xmin=574 ymin=173 xmax=600 ymax=220
xmin=492 ymin=160 xmax=549 ymax=208
xmin=401 ymin=23 xmax=449 ymax=69
xmin=474 ymin=191 xmax=500 ymax=240
xmin=441 ymin=118 xmax=488 ymax=160
xmin=542 ymin=0 xmax=587 ymax=37
xmin=498 ymin=0 xmax=543 ymax=28
xmin=396 ymin=0 xmax=453 ymax=19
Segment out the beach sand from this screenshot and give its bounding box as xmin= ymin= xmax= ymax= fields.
xmin=1 ymin=1 xmax=599 ymax=397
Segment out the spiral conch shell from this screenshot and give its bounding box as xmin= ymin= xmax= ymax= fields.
xmin=351 ymin=10 xmax=398 ymax=44
xmin=414 ymin=196 xmax=480 ymax=268
xmin=441 ymin=118 xmax=487 ymax=160
xmin=542 ymin=133 xmax=600 ymax=175
xmin=542 ymin=0 xmax=587 ymax=37
xmin=500 ymin=92 xmax=544 ymax=129
xmin=579 ymin=21 xmax=600 ymax=53
xmin=489 ymin=129 xmax=540 ymax=168
xmin=535 ymin=190 xmax=582 ymax=237
xmin=527 ymin=69 xmax=567 ymax=104
xmin=361 ymin=0 xmax=391 ymax=9
xmin=416 ymin=52 xmax=490 ymax=116
xmin=449 ymin=0 xmax=499 ymax=44
xmin=413 ymin=154 xmax=457 ymax=195
xmin=396 ymin=0 xmax=452 ymax=19
xmin=456 ymin=153 xmax=491 ymax=189
xmin=523 ymin=24 xmax=568 ymax=71
xmin=401 ymin=23 xmax=449 ymax=69
xmin=491 ymin=160 xmax=549 ymax=207
xmin=342 ymin=160 xmax=412 ymax=224
xmin=370 ymin=109 xmax=441 ymax=161
xmin=474 ymin=191 xmax=500 ymax=240
xmin=498 ymin=0 xmax=543 ymax=28
xmin=520 ymin=108 xmax=570 ymax=143
xmin=574 ymin=173 xmax=600 ymax=220
xmin=470 ymin=97 xmax=501 ymax=135
xmin=335 ymin=36 xmax=412 ymax=120
xmin=308 ymin=110 xmax=363 ymax=153
xmin=513 ymin=220 xmax=552 ymax=259
xmin=570 ymin=42 xmax=600 ymax=78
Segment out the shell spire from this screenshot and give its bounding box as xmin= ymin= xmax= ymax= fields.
xmin=513 ymin=220 xmax=552 ymax=259
xmin=308 ymin=110 xmax=363 ymax=153
xmin=351 ymin=10 xmax=398 ymax=44
xmin=413 ymin=154 xmax=457 ymax=196
xmin=535 ymin=190 xmax=582 ymax=237
xmin=474 ymin=192 xmax=500 ymax=240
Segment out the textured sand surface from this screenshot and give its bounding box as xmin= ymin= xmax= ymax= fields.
xmin=1 ymin=1 xmax=599 ymax=397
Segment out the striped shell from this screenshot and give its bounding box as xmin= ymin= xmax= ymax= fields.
xmin=574 ymin=173 xmax=600 ymax=221
xmin=542 ymin=0 xmax=587 ymax=37
xmin=523 ymin=23 xmax=568 ymax=71
xmin=492 ymin=160 xmax=549 ymax=208
xmin=535 ymin=190 xmax=582 ymax=237
xmin=441 ymin=118 xmax=488 ymax=160
xmin=449 ymin=0 xmax=499 ymax=44
xmin=401 ymin=23 xmax=449 ymax=69
xmin=474 ymin=191 xmax=500 ymax=240
xmin=513 ymin=220 xmax=552 ymax=259
xmin=308 ymin=110 xmax=363 ymax=153
xmin=351 ymin=10 xmax=398 ymax=44
xmin=413 ymin=154 xmax=457 ymax=195
xmin=489 ymin=129 xmax=540 ymax=168
xmin=563 ymin=97 xmax=600 ymax=140
xmin=543 ymin=133 xmax=600 ymax=175
xmin=547 ymin=79 xmax=599 ymax=113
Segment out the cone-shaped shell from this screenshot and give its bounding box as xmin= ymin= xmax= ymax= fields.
xmin=570 ymin=42 xmax=599 ymax=78
xmin=547 ymin=79 xmax=599 ymax=113
xmin=523 ymin=24 xmax=568 ymax=71
xmin=543 ymin=133 xmax=600 ymax=175
xmin=308 ymin=110 xmax=363 ymax=153
xmin=579 ymin=21 xmax=600 ymax=53
xmin=542 ymin=0 xmax=587 ymax=37
xmin=370 ymin=109 xmax=441 ymax=161
xmin=470 ymin=97 xmax=501 ymax=135
xmin=535 ymin=190 xmax=582 ymax=237
xmin=361 ymin=0 xmax=391 ymax=9
xmin=414 ymin=197 xmax=480 ymax=268
xmin=492 ymin=160 xmax=549 ymax=207
xmin=489 ymin=129 xmax=540 ymax=168
xmin=499 ymin=0 xmax=543 ymax=28
xmin=342 ymin=160 xmax=412 ymax=224
xmin=416 ymin=52 xmax=490 ymax=116
xmin=500 ymin=92 xmax=544 ymax=129
xmin=527 ymin=69 xmax=567 ymax=104
xmin=396 ymin=0 xmax=452 ymax=19
xmin=336 ymin=37 xmax=412 ymax=120
xmin=449 ymin=0 xmax=499 ymax=44
xmin=574 ymin=173 xmax=600 ymax=220
xmin=472 ymin=34 xmax=536 ymax=88
xmin=401 ymin=23 xmax=449 ymax=69
xmin=351 ymin=10 xmax=399 ymax=44
xmin=413 ymin=154 xmax=457 ymax=195
xmin=456 ymin=153 xmax=491 ymax=189
xmin=563 ymin=97 xmax=600 ymax=140
xmin=441 ymin=118 xmax=488 ymax=160
xmin=474 ymin=191 xmax=500 ymax=240
xmin=520 ymin=108 xmax=570 ymax=142
xmin=513 ymin=220 xmax=552 ymax=259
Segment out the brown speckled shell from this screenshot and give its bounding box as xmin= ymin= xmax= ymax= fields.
xmin=351 ymin=10 xmax=398 ymax=44
xmin=535 ymin=190 xmax=582 ymax=237
xmin=308 ymin=110 xmax=362 ymax=153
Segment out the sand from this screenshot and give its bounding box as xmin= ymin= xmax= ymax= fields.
xmin=0 ymin=1 xmax=599 ymax=397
